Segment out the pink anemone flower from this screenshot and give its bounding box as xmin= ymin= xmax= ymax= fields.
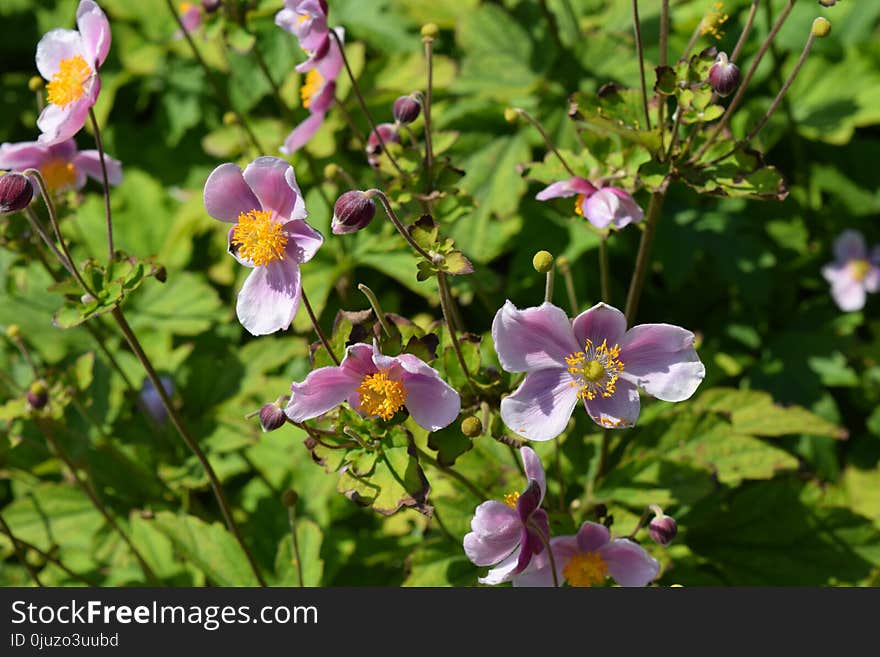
xmin=284 ymin=342 xmax=461 ymax=432
xmin=821 ymin=229 xmax=880 ymax=312
xmin=203 ymin=156 xmax=323 ymax=336
xmin=514 ymin=521 xmax=660 ymax=588
xmin=493 ymin=301 xmax=705 ymax=439
xmin=275 ymin=0 xmax=329 ymax=52
xmin=0 ymin=139 xmax=122 ymax=192
xmin=280 ymin=27 xmax=345 ymax=155
xmin=176 ymin=2 xmax=203 ymax=36
xmin=536 ymin=176 xmax=644 ymax=230
xmin=463 ymin=446 xmax=551 ymax=585
xmin=35 ymin=0 xmax=111 ymax=145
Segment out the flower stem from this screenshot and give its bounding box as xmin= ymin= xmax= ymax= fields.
xmin=556 ymin=256 xmax=579 ymax=315
xmin=329 ymin=29 xmax=406 ymax=178
xmin=109 ymin=307 xmax=267 ymax=586
xmin=286 ymin=503 xmax=305 ymax=587
xmin=423 ymin=34 xmax=435 ymax=191
xmin=627 ymin=504 xmax=662 ymax=539
xmin=437 ymin=271 xmax=476 ymax=391
xmin=631 ymin=0 xmax=652 ymax=131
xmin=659 ymin=0 xmax=669 ymax=68
xmin=357 ymin=283 xmax=394 ymax=336
xmin=599 ymin=236 xmax=611 ymax=304
xmin=87 ymin=107 xmax=114 ymax=261
xmin=0 ymin=513 xmax=44 ymax=586
xmin=300 ymin=285 xmax=340 ymax=366
xmin=544 ymin=267 xmax=555 ymax=304
xmin=596 ymin=429 xmax=611 ymax=482
xmin=528 ymin=519 xmax=560 ymax=588
xmin=23 ymin=206 xmax=77 ymax=280
xmin=366 ymin=189 xmax=434 ymax=261
xmin=0 ymin=514 xmax=98 ymax=585
xmin=415 ymin=447 xmax=488 ymax=501
xmin=731 ymin=0 xmax=761 ymax=64
xmin=515 ymin=108 xmax=577 ymax=178
xmin=624 ymin=191 xmax=665 ymax=324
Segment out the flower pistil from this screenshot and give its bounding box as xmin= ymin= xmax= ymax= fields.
xmin=566 ymin=338 xmax=624 ymax=400
xmin=46 ymin=56 xmax=91 ymax=107
xmin=562 ymin=551 xmax=608 ymax=587
xmin=300 ymin=69 xmax=324 ymax=109
xmin=356 ymin=370 xmax=407 ymax=421
xmin=231 ymin=209 xmax=288 ymax=266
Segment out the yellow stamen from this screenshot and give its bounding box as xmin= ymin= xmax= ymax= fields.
xmin=356 ymin=371 xmax=407 ymax=421
xmin=850 ymin=259 xmax=871 ymax=282
xmin=300 ymin=69 xmax=324 ymax=109
xmin=574 ymin=193 xmax=586 ymax=216
xmin=230 ymin=209 xmax=288 ymax=267
xmin=503 ymin=492 xmax=520 ymax=509
xmin=179 ymin=2 xmax=194 ymax=12
xmin=39 ymin=158 xmax=76 ymax=190
xmin=46 ymin=55 xmax=92 ymax=107
xmin=565 ymin=338 xmax=624 ymax=401
xmin=297 ymin=13 xmax=310 ymax=25
xmin=562 ymin=551 xmax=609 ymax=587
xmin=700 ymin=2 xmax=729 ymax=40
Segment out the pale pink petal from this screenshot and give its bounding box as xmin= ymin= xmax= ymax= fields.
xmin=582 ymin=378 xmax=641 ymax=429
xmin=37 ymin=96 xmax=93 ymax=145
xmin=236 ymin=260 xmax=301 ymax=335
xmin=864 ymin=266 xmax=880 ymax=293
xmin=0 ymin=141 xmax=51 ymax=170
xmin=829 ymin=276 xmax=867 ymax=312
xmin=583 ymin=187 xmax=644 ymax=230
xmin=464 ymin=501 xmax=520 ymax=566
xmin=821 ymin=262 xmax=850 ymax=287
xmin=618 ymin=324 xmax=705 ymax=402
xmin=477 ymin=548 xmax=521 ymax=585
xmin=179 ymin=5 xmax=202 ymax=34
xmin=401 ymin=371 xmax=461 ymax=432
xmin=316 ymin=27 xmax=344 ymax=79
xmin=285 ymin=364 xmax=361 ymax=423
xmin=513 ymin=535 xmax=577 ymax=587
xmin=339 ymin=343 xmax=378 ymax=378
xmin=280 ymin=112 xmax=325 ymax=155
xmin=243 ymin=156 xmax=299 ymax=220
xmin=203 ymin=163 xmax=260 ymax=223
xmin=283 ymin=219 xmax=323 ymax=264
xmin=520 ymin=446 xmax=546 ymax=504
xmin=35 ymin=29 xmax=85 ymax=80
xmin=571 ymin=302 xmax=628 ymax=348
xmin=833 ymin=230 xmax=867 ymax=263
xmin=535 ymin=177 xmax=596 ymax=201
xmin=309 ymin=80 xmax=336 ymax=114
xmin=491 ymin=301 xmax=579 ymax=373
xmin=500 ymin=367 xmax=579 ymax=441
xmin=73 ymin=150 xmax=122 ymax=185
xmin=46 ymin=139 xmax=78 ymax=161
xmin=600 ymin=538 xmax=660 ymax=587
xmin=76 ymin=0 xmax=111 ymax=67
xmin=575 ymin=521 xmax=611 ymax=553
xmin=285 ymin=165 xmax=308 ymax=221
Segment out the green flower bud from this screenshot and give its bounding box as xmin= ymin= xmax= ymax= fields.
xmin=222 ymin=111 xmax=238 ymax=126
xmin=811 ymin=17 xmax=831 ymax=38
xmin=27 ymin=380 xmax=49 ymax=410
xmin=28 ymin=76 xmax=44 ymax=92
xmin=504 ymin=107 xmax=519 ymax=124
xmin=420 ymin=23 xmax=439 ymax=39
xmin=532 ymin=250 xmax=554 ymax=273
xmin=323 ymin=163 xmax=340 ymax=180
xmin=5 ymin=324 xmax=21 ymax=340
xmin=461 ymin=416 xmax=483 ymax=437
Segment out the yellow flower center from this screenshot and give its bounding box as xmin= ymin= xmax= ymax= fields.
xmin=562 ymin=551 xmax=608 ymax=587
xmin=850 ymin=258 xmax=871 ymax=282
xmin=503 ymin=491 xmax=520 ymax=509
xmin=356 ymin=371 xmax=407 ymax=421
xmin=297 ymin=13 xmax=311 ymax=25
xmin=574 ymin=193 xmax=586 ymax=216
xmin=566 ymin=338 xmax=624 ymax=401
xmin=46 ymin=55 xmax=92 ymax=107
xmin=179 ymin=1 xmax=194 ymax=12
xmin=40 ymin=158 xmax=77 ymax=190
xmin=700 ymin=1 xmax=729 ymax=40
xmin=300 ymin=69 xmax=324 ymax=109
xmin=230 ymin=209 xmax=288 ymax=267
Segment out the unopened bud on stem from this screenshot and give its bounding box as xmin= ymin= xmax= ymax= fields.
xmin=708 ymin=52 xmax=740 ymax=97
xmin=0 ymin=173 xmax=34 ymax=215
xmin=648 ymin=505 xmax=678 ymax=547
xmin=532 ymin=250 xmax=554 ymax=274
xmin=811 ymin=17 xmax=831 ymax=38
xmin=420 ymin=23 xmax=438 ymax=39
xmin=461 ymin=416 xmax=483 ymax=437
xmin=393 ymin=94 xmax=422 ymax=124
xmin=332 ymin=191 xmax=376 ymax=234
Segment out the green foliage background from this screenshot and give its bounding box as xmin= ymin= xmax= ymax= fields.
xmin=1 ymin=0 xmax=879 ymax=586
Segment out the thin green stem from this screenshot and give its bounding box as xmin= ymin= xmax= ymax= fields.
xmin=631 ymin=0 xmax=652 ymax=131
xmin=624 ymin=192 xmax=665 ymax=324
xmin=627 ymin=504 xmax=662 ymax=539
xmin=544 ymin=268 xmax=555 ymax=304
xmin=731 ymin=0 xmax=761 ymax=64
xmin=0 ymin=513 xmax=44 ymax=586
xmin=286 ymin=504 xmax=305 ymax=587
xmin=659 ymin=0 xmax=669 ymax=67
xmin=300 ymin=286 xmax=339 ymax=366
xmin=556 ymin=256 xmax=579 ymax=315
xmin=23 ymin=206 xmax=76 ymax=279
xmin=357 ymin=283 xmax=394 ymax=336
xmin=87 ymin=108 xmax=114 ymax=260
xmin=416 ymin=447 xmax=489 ymax=501
xmin=109 ymin=307 xmax=267 ymax=586
xmin=423 ymin=36 xmax=435 ymax=191
xmin=515 ymin=108 xmax=577 ymax=177
xmin=366 ymin=189 xmax=434 ymax=261
xmin=528 ymin=519 xmax=559 ymax=587
xmin=0 ymin=515 xmax=97 ymax=585
xmin=437 ymin=271 xmax=476 ymax=391
xmin=599 ymin=236 xmax=611 ymax=304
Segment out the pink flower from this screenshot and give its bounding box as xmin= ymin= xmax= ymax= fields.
xmin=536 ymin=176 xmax=644 ymax=230
xmin=279 ymin=27 xmax=345 ymax=155
xmin=275 ymin=0 xmax=329 ymax=53
xmin=0 ymin=138 xmax=122 ymax=192
xmin=365 ymin=123 xmax=401 ymax=168
xmin=35 ymin=0 xmax=111 ymax=145
xmin=492 ymin=301 xmax=705 ymax=439
xmin=203 ymin=156 xmax=323 ymax=336
xmin=821 ymin=229 xmax=880 ymax=312
xmin=284 ymin=342 xmax=461 ymax=431
xmin=463 ymin=447 xmax=551 ymax=585
xmin=176 ymin=2 xmax=203 ymax=36
xmin=513 ymin=521 xmax=660 ymax=588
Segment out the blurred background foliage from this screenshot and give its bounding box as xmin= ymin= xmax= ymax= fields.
xmin=1 ymin=0 xmax=879 ymax=586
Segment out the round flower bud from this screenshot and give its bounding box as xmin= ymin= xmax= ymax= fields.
xmin=504 ymin=107 xmax=519 ymax=124
xmin=461 ymin=416 xmax=483 ymax=437
xmin=649 ymin=514 xmax=678 ymax=547
xmin=818 ymin=0 xmax=837 ymax=6
xmin=222 ymin=111 xmax=238 ymax=126
xmin=392 ymin=94 xmax=422 ymax=124
xmin=259 ymin=403 xmax=287 ymax=432
xmin=532 ymin=250 xmax=554 ymax=273
xmin=5 ymin=324 xmax=21 ymax=340
xmin=28 ymin=76 xmax=44 ymax=92
xmin=281 ymin=489 xmax=298 ymax=507
xmin=332 ymin=190 xmax=376 ymax=235
xmin=0 ymin=173 xmax=34 ymax=215
xmin=323 ymin=163 xmax=340 ymax=180
xmin=708 ymin=52 xmax=740 ymax=97
xmin=201 ymin=0 xmax=221 ymax=12
xmin=811 ymin=17 xmax=831 ymax=38
xmin=27 ymin=380 xmax=49 ymax=410
xmin=420 ymin=23 xmax=439 ymax=39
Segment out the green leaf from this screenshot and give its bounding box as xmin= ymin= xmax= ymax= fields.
xmin=274 ymin=519 xmax=324 ymax=587
xmin=569 ymin=87 xmax=661 ymax=151
xmin=403 ymin=539 xmax=478 ymax=586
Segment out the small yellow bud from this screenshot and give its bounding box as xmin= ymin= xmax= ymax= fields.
xmin=28 ymin=76 xmax=44 ymax=92
xmin=555 ymin=255 xmax=570 ymax=269
xmin=504 ymin=107 xmax=520 ymax=124
xmin=323 ymin=163 xmax=340 ymax=180
xmin=222 ymin=111 xmax=238 ymax=126
xmin=5 ymin=325 xmax=21 ymax=340
xmin=811 ymin=17 xmax=831 ymax=38
xmin=532 ymin=250 xmax=554 ymax=273
xmin=461 ymin=416 xmax=483 ymax=437
xmin=420 ymin=23 xmax=439 ymax=39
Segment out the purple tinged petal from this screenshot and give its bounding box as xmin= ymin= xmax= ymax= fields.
xmin=0 ymin=141 xmax=52 ymax=171
xmin=280 ymin=112 xmax=325 ymax=155
xmin=37 ymin=95 xmax=93 ymax=145
xmin=463 ymin=501 xmax=520 ymax=566
xmin=309 ymin=80 xmax=336 ymax=114
xmin=73 ymin=150 xmax=122 ymax=185
xmin=236 ymin=260 xmax=301 ymax=335
xmin=618 ymin=324 xmax=705 ymax=402
xmin=491 ymin=301 xmax=580 ymax=373
xmin=316 ymin=27 xmax=344 ymax=79
xmin=864 ymin=266 xmax=880 ymax=293
xmin=516 ymin=479 xmax=542 ymax=524
xmin=516 ymin=511 xmax=549 ymax=573
xmin=582 ymin=187 xmax=644 ymax=230
xmin=571 ymin=301 xmax=628 ymax=348
xmin=500 ymin=367 xmax=580 ymax=441
xmin=339 ymin=343 xmax=378 ymax=378
xmin=283 ymin=219 xmax=323 ymax=264
xmin=76 ymin=0 xmax=111 ymax=67
xmin=242 ymin=156 xmax=300 ymax=220
xmin=477 ymin=549 xmax=522 ymax=585
xmin=203 ymin=163 xmax=260 ymax=223
xmin=829 ymin=275 xmax=867 ymax=311
xmin=599 ymin=538 xmax=660 ymax=587
xmin=179 ymin=4 xmax=203 ymax=33
xmin=575 ymin=521 xmax=611 ymax=553
xmin=35 ymin=29 xmax=85 ymax=80
xmin=582 ymin=378 xmax=640 ymax=429
xmin=401 ymin=371 xmax=461 ymax=432
xmin=513 ymin=535 xmax=577 ymax=587
xmin=520 ymin=446 xmax=546 ymax=504
xmin=535 ymin=177 xmax=596 ymax=201
xmin=833 ymin=229 xmax=866 ymax=263
xmin=285 ymin=364 xmax=361 ymax=423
